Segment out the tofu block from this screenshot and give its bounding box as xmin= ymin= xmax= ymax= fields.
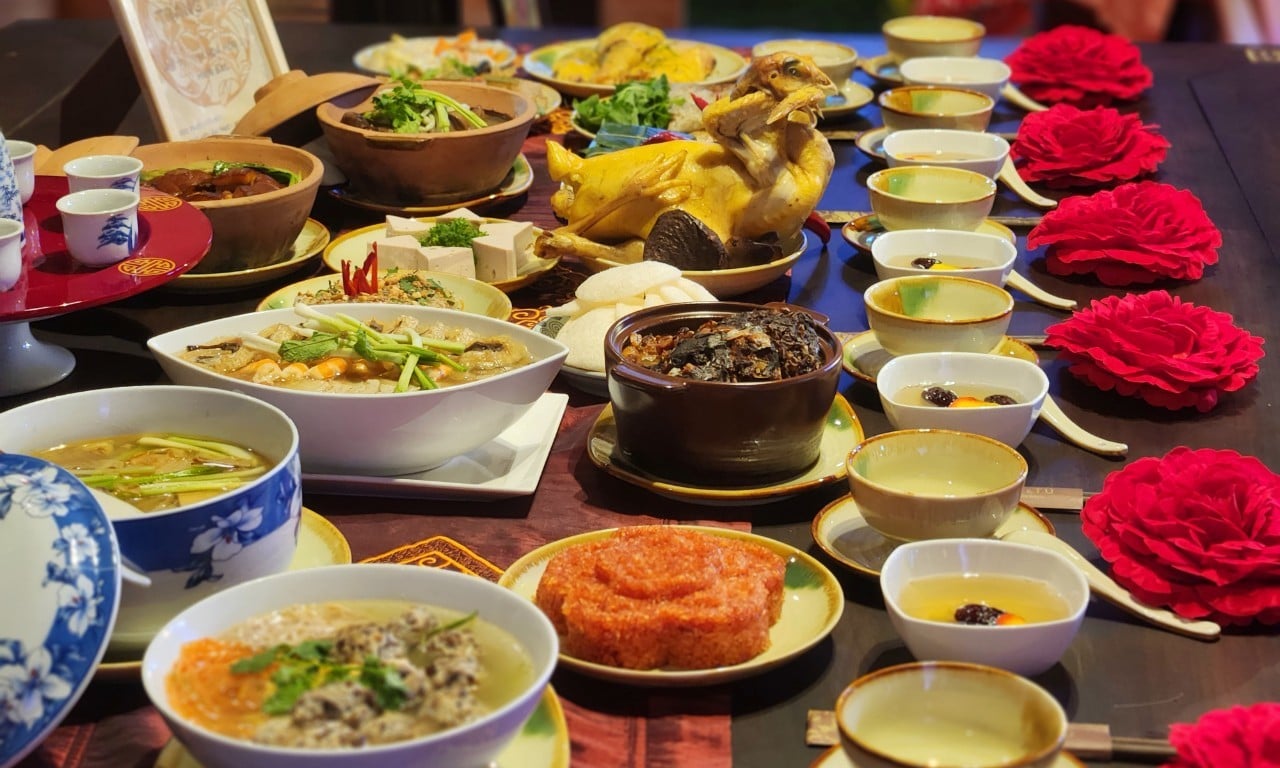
xmin=372 ymin=235 xmax=429 ymax=270
xmin=421 ymin=246 xmax=476 ymax=279
xmin=384 ymin=215 xmax=433 ymax=239
xmin=438 ymin=207 xmax=483 ymax=220
xmin=472 ymin=221 xmax=536 ymax=281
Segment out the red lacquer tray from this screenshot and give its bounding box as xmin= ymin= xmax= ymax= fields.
xmin=0 ymin=175 xmax=211 ymax=321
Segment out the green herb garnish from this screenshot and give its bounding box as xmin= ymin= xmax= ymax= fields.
xmin=417 ymin=218 xmax=484 ymax=249
xmin=364 ymin=75 xmax=488 ymax=134
xmin=278 ymin=332 xmax=341 ymax=363
xmin=573 ymin=76 xmax=676 ymax=133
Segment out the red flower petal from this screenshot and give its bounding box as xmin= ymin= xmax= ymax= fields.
xmin=1168 ymin=703 xmax=1280 ymax=768
xmin=1012 ymin=104 xmax=1169 ymax=188
xmin=1006 ymin=25 xmax=1152 ymax=107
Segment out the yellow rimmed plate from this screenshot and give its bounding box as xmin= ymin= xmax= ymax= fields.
xmin=321 ymin=214 xmax=559 ymax=295
xmin=93 ymin=509 xmax=351 ymax=682
xmin=809 ymin=744 xmax=1085 ymax=768
xmin=838 ymin=329 xmax=1038 ymax=385
xmin=854 ymin=126 xmax=891 ymax=161
xmin=841 ymin=215 xmax=1015 ymax=254
xmin=154 ymin=685 xmax=571 ymax=768
xmin=500 ymin=525 xmax=844 ymax=687
xmin=165 ymin=218 xmax=330 ymax=293
xmin=587 ymin=394 xmax=862 ymax=505
xmin=327 ymin=154 xmax=534 ymax=217
xmin=822 ymin=80 xmax=876 ymax=120
xmin=352 ymin=34 xmax=520 ymax=76
xmin=812 ymin=496 xmax=1056 ymax=580
xmin=522 ymin=38 xmax=749 ymax=98
xmin=256 ymin=270 xmax=513 ymax=319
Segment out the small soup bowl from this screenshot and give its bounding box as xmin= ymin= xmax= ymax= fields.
xmin=837 ymin=661 xmax=1067 ymax=768
xmin=882 ymin=129 xmax=1009 ymax=180
xmin=882 ymin=15 xmax=986 ymax=63
xmin=881 ymin=539 xmax=1089 ymax=677
xmin=846 ymin=428 xmax=1027 ymax=541
xmin=878 ymin=85 xmax=994 ymax=133
xmin=867 ymin=165 xmax=996 ymax=232
xmin=870 ymin=228 xmax=1017 ymax=285
xmin=899 ymin=56 xmax=1011 ymax=100
xmin=751 ymin=38 xmax=858 ymax=86
xmin=0 ymin=386 xmax=301 ymax=652
xmin=142 ymin=563 xmax=558 ymax=768
xmin=876 ymin=352 xmax=1049 ymax=447
xmin=863 ymin=274 xmax=1014 ymax=357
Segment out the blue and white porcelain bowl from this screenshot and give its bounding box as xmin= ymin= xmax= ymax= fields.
xmin=0 ymin=454 xmax=121 ymax=767
xmin=0 ymin=386 xmax=301 ymax=655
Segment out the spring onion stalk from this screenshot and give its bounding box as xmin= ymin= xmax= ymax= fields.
xmin=70 ymin=466 xmax=159 ymax=479
xmin=134 ymin=480 xmax=248 ymax=496
xmin=396 ymin=353 xmax=419 ymax=392
xmin=137 ymin=436 xmax=237 ymax=461
xmin=82 ymin=466 xmax=265 ymax=490
xmin=427 ymin=90 xmax=487 ymax=129
xmin=242 ymin=333 xmax=282 ymax=355
xmin=161 ymin=435 xmax=256 ymax=460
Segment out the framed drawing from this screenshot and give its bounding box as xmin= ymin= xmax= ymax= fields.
xmin=107 ymin=0 xmax=290 ymax=141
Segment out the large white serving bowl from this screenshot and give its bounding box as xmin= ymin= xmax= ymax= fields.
xmin=142 ymin=563 xmax=558 ymax=768
xmin=147 ymin=304 xmax=568 ymax=476
xmin=881 ymin=539 xmax=1089 ymax=676
xmin=0 ymin=386 xmax=301 ymax=653
xmin=881 ymin=129 xmax=1010 ymax=180
xmin=870 ymin=228 xmax=1017 ymax=286
xmin=876 ymin=352 xmax=1049 ymax=447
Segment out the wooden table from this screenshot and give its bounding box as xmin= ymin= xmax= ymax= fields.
xmin=1 ymin=19 xmax=1278 ymax=768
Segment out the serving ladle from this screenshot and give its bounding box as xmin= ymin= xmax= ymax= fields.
xmin=999 ymin=529 xmax=1221 ymax=641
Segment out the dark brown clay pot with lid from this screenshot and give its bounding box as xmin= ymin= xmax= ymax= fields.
xmin=604 ymin=301 xmax=843 ymax=487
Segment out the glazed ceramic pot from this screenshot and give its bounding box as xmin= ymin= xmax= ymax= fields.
xmin=604 ymin=301 xmax=842 ymax=486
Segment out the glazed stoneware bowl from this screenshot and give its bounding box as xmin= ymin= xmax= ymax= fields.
xmin=132 ymin=137 xmax=323 ymax=274
xmin=317 ymin=79 xmax=536 ymax=206
xmin=881 ymin=539 xmax=1089 ymax=676
xmin=142 ymin=563 xmax=558 ymax=768
xmin=870 ymin=228 xmax=1017 ymax=285
xmin=881 ymin=15 xmax=986 ymax=62
xmin=876 ymin=352 xmax=1049 ymax=447
xmin=878 ymin=85 xmax=994 ymax=133
xmin=147 ymin=304 xmax=567 ymax=476
xmin=881 ymin=129 xmax=1010 ymax=180
xmin=0 ymin=386 xmax=301 ymax=654
xmin=867 ymin=165 xmax=997 ymax=232
xmin=603 ymin=301 xmax=843 ymax=486
xmin=836 ymin=661 xmax=1067 ymax=768
xmin=863 ymin=274 xmax=1014 ymax=357
xmin=899 ymin=56 xmax=1012 ymax=100
xmin=846 ymin=428 xmax=1027 ymax=541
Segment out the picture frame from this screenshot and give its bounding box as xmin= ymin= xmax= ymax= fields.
xmin=107 ymin=0 xmax=290 ymax=141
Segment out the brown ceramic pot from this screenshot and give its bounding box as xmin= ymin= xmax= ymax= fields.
xmin=604 ymin=301 xmax=843 ymax=486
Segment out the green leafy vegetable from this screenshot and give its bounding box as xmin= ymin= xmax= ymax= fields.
xmin=278 ymin=332 xmax=341 ymax=363
xmin=364 ymin=75 xmax=487 ymax=134
xmin=573 ymin=76 xmax=676 ymax=133
xmin=417 ymin=218 xmax=484 ymax=249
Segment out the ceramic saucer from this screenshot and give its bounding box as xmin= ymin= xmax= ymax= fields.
xmin=837 ymin=329 xmax=1038 ymax=384
xmin=822 ymin=80 xmax=876 ymax=119
xmin=154 ymin=685 xmax=571 ymax=768
xmin=587 ymin=394 xmax=864 ymax=505
xmin=500 ymin=525 xmax=844 ymax=687
xmin=166 ymin=218 xmax=330 ymax=293
xmin=534 ymin=316 xmax=607 ymax=397
xmin=858 ymin=53 xmax=902 ymax=85
xmin=810 ymin=745 xmax=1085 ymax=768
xmin=93 ymin=508 xmax=351 ymax=681
xmin=812 ymin=495 xmax=1056 ymax=579
xmin=841 ymin=214 xmax=1015 ymax=253
xmin=327 ymin=154 xmax=534 ymax=217
xmin=854 ymin=126 xmax=890 ymax=161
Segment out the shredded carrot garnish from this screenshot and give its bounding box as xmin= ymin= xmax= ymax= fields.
xmin=166 ymin=638 xmax=272 ymax=740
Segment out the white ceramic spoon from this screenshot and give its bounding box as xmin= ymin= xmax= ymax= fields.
xmin=1001 ymin=83 xmax=1049 ymax=112
xmin=1000 ymin=529 xmax=1222 ymax=641
xmin=998 ymin=158 xmax=1059 ymax=209
xmin=1037 ymin=395 xmax=1128 ymax=457
xmin=1005 ymin=271 xmax=1077 ymax=311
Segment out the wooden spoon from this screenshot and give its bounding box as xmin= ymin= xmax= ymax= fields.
xmin=36 ymin=135 xmax=140 ymax=176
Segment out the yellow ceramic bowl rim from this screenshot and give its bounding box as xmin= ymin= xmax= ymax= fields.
xmin=877 ymin=85 xmax=995 ymax=118
xmin=867 ymin=165 xmax=997 ymax=204
xmin=881 ymin=15 xmax=987 ymax=43
xmin=865 ymin=274 xmax=1013 ymax=324
xmin=835 ymin=660 xmax=1066 ymax=768
xmin=845 ymin=427 xmax=1028 ymax=497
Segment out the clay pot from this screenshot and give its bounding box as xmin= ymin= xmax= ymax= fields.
xmin=604 ymin=301 xmax=843 ymax=486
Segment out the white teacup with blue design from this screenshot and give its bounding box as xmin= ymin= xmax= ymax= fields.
xmin=56 ymin=188 xmax=139 ymax=267
xmin=0 ymin=132 xmax=23 ymax=228
xmin=63 ymin=154 xmax=144 ymax=194
xmin=4 ymin=140 xmax=36 ymax=204
xmin=0 ymin=217 xmax=22 ymax=291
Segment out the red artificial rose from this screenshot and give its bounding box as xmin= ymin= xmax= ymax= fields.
xmin=1082 ymin=447 xmax=1280 ymax=627
xmin=1028 ymin=181 xmax=1221 ymax=286
xmin=1005 ymin=25 xmax=1153 ymax=107
xmin=1045 ymin=290 xmax=1264 ymax=412
xmin=1012 ymin=103 xmax=1169 ymax=188
xmin=1167 ymin=703 xmax=1280 ymax=768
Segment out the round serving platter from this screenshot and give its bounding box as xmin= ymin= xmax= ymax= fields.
xmin=165 ymin=218 xmax=329 ymax=293
xmin=257 ymin=268 xmax=513 ymax=319
xmin=522 ymin=38 xmax=748 ymax=98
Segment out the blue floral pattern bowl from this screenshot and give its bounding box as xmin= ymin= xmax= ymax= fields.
xmin=0 ymin=454 xmax=121 ymax=767
xmin=0 ymin=386 xmax=302 ymax=655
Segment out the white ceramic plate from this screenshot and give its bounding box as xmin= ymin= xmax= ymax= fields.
xmin=300 ymin=392 xmax=568 ymax=500
xmin=838 ymin=330 xmax=1038 ymax=384
xmin=0 ymin=455 xmax=121 ymax=766
xmin=155 ymin=684 xmax=570 ymax=768
xmin=321 ymin=210 xmax=560 ymax=295
xmin=523 ymin=38 xmax=748 ymax=98
xmin=500 ymin=525 xmax=844 ymax=687
xmin=811 ymin=495 xmax=1056 ymax=579
xmin=841 ymin=215 xmax=1015 ymax=254
xmin=352 ymin=34 xmax=519 ymax=76
xmin=822 ymin=80 xmax=876 ymax=119
xmin=257 ymin=269 xmax=514 ymax=320
xmin=533 ymin=316 xmax=607 ymax=397
xmin=809 ymin=745 xmax=1086 ymax=768
xmin=165 ymin=218 xmax=330 ymax=293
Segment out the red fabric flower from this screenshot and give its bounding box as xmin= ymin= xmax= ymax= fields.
xmin=1082 ymin=447 xmax=1280 ymax=627
xmin=1012 ymin=104 xmax=1169 ymax=188
xmin=1005 ymin=25 xmax=1153 ymax=107
xmin=1028 ymin=182 xmax=1221 ymax=286
xmin=1044 ymin=290 xmax=1264 ymax=412
xmin=1167 ymin=702 xmax=1280 ymax=767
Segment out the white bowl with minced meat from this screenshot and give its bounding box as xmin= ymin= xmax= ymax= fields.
xmin=142 ymin=563 xmax=558 ymax=768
